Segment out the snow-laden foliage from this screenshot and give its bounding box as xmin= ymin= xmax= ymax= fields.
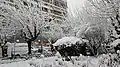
xmin=12 ymin=0 xmax=45 ymax=40
xmin=11 ymin=0 xmax=48 ymax=54
xmin=27 ymin=54 xmax=120 ymax=67
xmin=77 ymin=24 xmax=107 ymax=56
xmin=76 ymin=23 xmax=90 ymax=38
xmin=0 ymin=0 xmax=22 ymax=57
xmin=98 ymin=54 xmax=119 ymax=67
xmin=71 ymin=0 xmax=119 ymax=55
xmin=41 ymin=22 xmax=65 ymax=43
xmin=0 ymin=0 xmax=66 ymax=54
xmin=0 ymin=0 xmax=67 ymax=54
xmin=64 ymin=9 xmax=89 ymax=37
xmin=0 ymin=54 xmax=120 ymax=67
xmin=53 ymin=37 xmax=89 ymax=59
xmin=53 ymin=37 xmax=88 ymax=46
xmin=84 ymin=25 xmax=106 ymax=56
xmin=84 ymin=0 xmax=120 ymax=42
xmin=65 ymin=6 xmax=112 ymax=40
xmin=0 ymin=0 xmax=21 ymax=39
xmin=66 ymin=0 xmax=117 ymax=46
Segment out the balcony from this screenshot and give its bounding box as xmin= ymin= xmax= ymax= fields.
xmin=42 ymin=0 xmax=52 ymax=4
xmin=42 ymin=0 xmax=67 ymax=11
xmin=53 ymin=0 xmax=67 ymax=9
xmin=42 ymin=7 xmax=48 ymax=12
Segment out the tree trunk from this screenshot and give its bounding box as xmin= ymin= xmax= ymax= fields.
xmin=1 ymin=46 xmax=4 ymax=57
xmin=27 ymin=41 xmax=32 ymax=54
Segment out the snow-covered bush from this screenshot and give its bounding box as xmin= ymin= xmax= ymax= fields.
xmin=1 ymin=54 xmax=120 ymax=67
xmin=28 ymin=57 xmax=69 ymax=67
xmin=53 ymin=37 xmax=89 ymax=59
xmin=98 ymin=54 xmax=119 ymax=67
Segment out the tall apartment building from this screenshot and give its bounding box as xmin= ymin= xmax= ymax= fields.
xmin=40 ymin=0 xmax=68 ymax=23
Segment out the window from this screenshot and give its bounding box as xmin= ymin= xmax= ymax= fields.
xmin=52 ymin=10 xmax=61 ymax=15
xmin=60 ymin=1 xmax=67 ymax=8
xmin=43 ymin=0 xmax=49 ymax=3
xmin=44 ymin=3 xmax=48 ymax=6
xmin=63 ymin=12 xmax=67 ymax=16
xmin=54 ymin=0 xmax=60 ymax=7
xmin=34 ymin=0 xmax=38 ymax=3
xmin=49 ymin=0 xmax=52 ymax=3
xmin=37 ymin=5 xmax=39 ymax=8
xmin=46 ymin=26 xmax=50 ymax=30
xmin=23 ymin=1 xmax=28 ymax=6
xmin=44 ymin=18 xmax=48 ymax=22
xmin=10 ymin=0 xmax=14 ymax=2
xmin=31 ymin=3 xmax=33 ymax=7
xmin=53 ymin=0 xmax=67 ymax=8
xmin=42 ymin=7 xmax=48 ymax=12
xmin=15 ymin=5 xmax=19 ymax=9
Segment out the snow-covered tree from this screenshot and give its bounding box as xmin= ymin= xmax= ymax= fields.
xmin=0 ymin=0 xmax=67 ymax=54
xmin=65 ymin=9 xmax=89 ymax=37
xmin=70 ymin=0 xmax=115 ymax=45
xmin=84 ymin=25 xmax=106 ymax=56
xmin=67 ymin=0 xmax=120 ymax=56
xmin=12 ymin=0 xmax=49 ymax=54
xmin=41 ymin=21 xmax=65 ymax=43
xmin=74 ymin=9 xmax=112 ymax=56
xmin=85 ymin=0 xmax=120 ymax=41
xmin=0 ymin=0 xmax=21 ymax=57
xmin=0 ymin=0 xmax=48 ymax=54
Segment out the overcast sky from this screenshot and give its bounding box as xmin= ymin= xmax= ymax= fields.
xmin=67 ymin=0 xmax=86 ymax=15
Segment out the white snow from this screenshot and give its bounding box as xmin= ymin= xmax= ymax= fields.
xmin=14 ymin=43 xmax=28 ymax=46
xmin=53 ymin=37 xmax=88 ymax=46
xmin=110 ymin=39 xmax=120 ymax=47
xmin=55 ymin=51 xmax=61 ymax=58
xmin=0 ymin=54 xmax=119 ymax=67
xmin=11 ymin=43 xmax=28 ymax=56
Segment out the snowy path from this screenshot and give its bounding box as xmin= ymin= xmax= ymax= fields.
xmin=0 ymin=60 xmax=30 ymax=67
xmin=0 ymin=57 xmax=58 ymax=67
xmin=0 ymin=55 xmax=118 ymax=67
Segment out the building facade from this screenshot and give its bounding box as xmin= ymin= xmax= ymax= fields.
xmin=40 ymin=0 xmax=68 ymax=23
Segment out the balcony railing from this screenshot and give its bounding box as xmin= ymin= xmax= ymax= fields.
xmin=42 ymin=0 xmax=67 ymax=9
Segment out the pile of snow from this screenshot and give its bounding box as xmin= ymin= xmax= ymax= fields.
xmin=110 ymin=39 xmax=120 ymax=47
xmin=53 ymin=37 xmax=88 ymax=46
xmin=55 ymin=51 xmax=61 ymax=58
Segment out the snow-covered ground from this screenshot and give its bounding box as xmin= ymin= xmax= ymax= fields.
xmin=0 ymin=56 xmax=88 ymax=67
xmin=0 ymin=54 xmax=119 ymax=67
